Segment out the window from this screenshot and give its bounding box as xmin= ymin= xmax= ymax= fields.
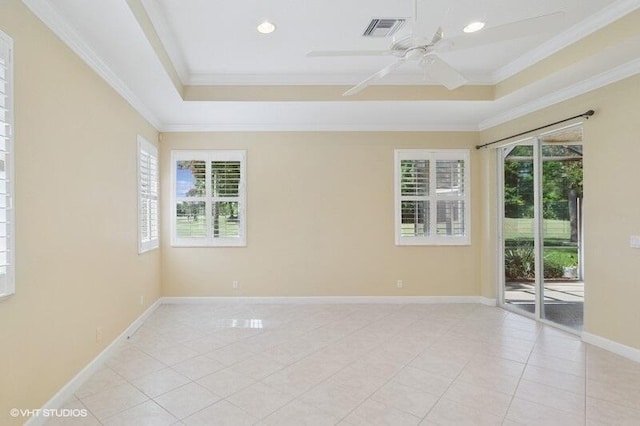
xmin=171 ymin=150 xmax=246 ymax=247
xmin=395 ymin=149 xmax=470 ymax=245
xmin=0 ymin=31 xmax=13 ymax=298
xmin=137 ymin=136 xmax=159 ymax=253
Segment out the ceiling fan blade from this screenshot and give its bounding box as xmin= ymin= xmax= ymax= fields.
xmin=412 ymin=0 xmax=449 ymax=41
xmin=443 ymin=11 xmax=566 ymax=52
xmin=307 ymin=50 xmax=392 ymax=57
xmin=431 ymin=27 xmax=444 ymax=45
xmin=423 ymin=55 xmax=467 ymax=90
xmin=343 ymin=59 xmax=406 ymax=96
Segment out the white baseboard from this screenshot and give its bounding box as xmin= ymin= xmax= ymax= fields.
xmin=161 ymin=295 xmax=489 ymax=305
xmin=480 ymin=297 xmax=497 ymax=306
xmin=25 ymin=299 xmax=162 ymax=426
xmin=582 ymin=332 xmax=640 ymax=363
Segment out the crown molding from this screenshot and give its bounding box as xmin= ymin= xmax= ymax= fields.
xmin=480 ymin=57 xmax=640 ymax=131
xmin=187 ymin=72 xmax=495 ymax=86
xmin=159 ymin=122 xmax=479 ymax=133
xmin=21 ymin=0 xmax=162 ymax=130
xmin=493 ymin=0 xmax=640 ymax=83
xmin=139 ymin=0 xmax=189 ymax=83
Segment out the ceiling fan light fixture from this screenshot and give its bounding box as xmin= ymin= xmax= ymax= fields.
xmin=463 ymin=21 xmax=485 ymax=33
xmin=257 ymin=20 xmax=276 ymax=34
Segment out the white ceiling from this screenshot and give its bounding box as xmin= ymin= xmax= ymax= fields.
xmin=21 ymin=0 xmax=640 ymax=132
xmin=144 ymin=0 xmax=618 ymax=84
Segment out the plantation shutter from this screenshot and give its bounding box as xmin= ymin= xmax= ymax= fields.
xmin=400 ymin=159 xmax=430 ymax=237
xmin=395 ymin=150 xmax=470 ymax=245
xmin=138 ymin=136 xmax=159 ymax=253
xmin=435 ymin=158 xmax=466 ymax=237
xmin=211 ymin=160 xmax=241 ymax=239
xmin=0 ymin=32 xmax=14 ymax=296
xmin=172 ymin=150 xmax=246 ymax=247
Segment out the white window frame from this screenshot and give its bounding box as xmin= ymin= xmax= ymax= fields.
xmin=394 ymin=149 xmax=471 ymax=246
xmin=137 ymin=135 xmax=159 ymax=254
xmin=0 ymin=30 xmax=14 ymax=299
xmin=171 ymin=150 xmax=247 ymax=247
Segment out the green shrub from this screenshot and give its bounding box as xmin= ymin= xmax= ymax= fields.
xmin=505 ymin=244 xmax=576 ymax=279
xmin=505 ymin=243 xmax=535 ymax=280
xmin=543 ymin=258 xmax=565 ymax=279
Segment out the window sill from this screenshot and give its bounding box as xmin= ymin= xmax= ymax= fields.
xmin=0 ymin=292 xmax=15 ymax=302
xmin=138 ymin=246 xmax=160 ymax=255
xmin=396 ymin=238 xmax=471 ymax=246
xmin=171 ymin=239 xmax=247 ymax=248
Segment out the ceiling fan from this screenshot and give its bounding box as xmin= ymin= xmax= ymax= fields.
xmin=307 ymin=1 xmax=565 ymax=96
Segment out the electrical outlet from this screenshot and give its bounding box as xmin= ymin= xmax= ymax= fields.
xmin=630 ymin=235 xmax=640 ymax=249
xmin=95 ymin=327 xmax=103 ymax=343
xmin=232 ymin=281 xmax=239 ymax=289
xmin=397 ymin=280 xmax=403 ymax=289
xmin=139 ymin=295 xmax=144 ymax=306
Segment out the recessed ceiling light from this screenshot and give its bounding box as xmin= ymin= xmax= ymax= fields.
xmin=463 ymin=21 xmax=485 ymax=33
xmin=257 ymin=21 xmax=276 ymax=34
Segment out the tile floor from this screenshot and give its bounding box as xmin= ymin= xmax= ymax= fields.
xmin=45 ymin=303 xmax=640 ymax=425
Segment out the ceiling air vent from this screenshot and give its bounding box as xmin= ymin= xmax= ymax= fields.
xmin=363 ymin=18 xmax=406 ymax=37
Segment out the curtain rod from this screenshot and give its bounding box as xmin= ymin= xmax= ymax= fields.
xmin=475 ymin=110 xmax=595 ymax=150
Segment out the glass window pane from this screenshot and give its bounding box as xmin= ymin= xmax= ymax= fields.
xmin=176 ymin=201 xmax=206 ymax=238
xmin=176 ymin=161 xmax=206 ymax=197
xmin=211 ymin=161 xmax=241 ymax=197
xmin=401 ymin=200 xmax=429 ymax=237
xmin=401 ymin=160 xmax=429 ymax=196
xmin=212 ymin=201 xmax=240 ymax=238
xmin=436 ymin=160 xmax=464 ymax=196
xmin=437 ymin=200 xmax=465 ymax=236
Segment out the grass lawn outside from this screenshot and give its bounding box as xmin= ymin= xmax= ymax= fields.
xmin=176 ymin=215 xmax=239 ymax=238
xmin=504 ymin=218 xmax=573 ymax=241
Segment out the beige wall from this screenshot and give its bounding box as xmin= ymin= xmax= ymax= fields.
xmin=2 ymin=0 xmax=639 ymax=419
xmin=0 ymin=1 xmax=161 ymax=423
xmin=160 ymin=132 xmax=481 ymax=298
xmin=480 ymin=74 xmax=640 ymax=350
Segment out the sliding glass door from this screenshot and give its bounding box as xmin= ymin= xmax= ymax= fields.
xmin=502 ymin=141 xmax=537 ymax=315
xmin=540 ymin=133 xmax=584 ymax=330
xmin=500 ymin=127 xmax=584 ymax=332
